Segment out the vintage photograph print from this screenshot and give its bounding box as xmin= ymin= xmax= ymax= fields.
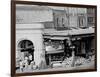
xmin=11 ymin=1 xmax=97 ymax=76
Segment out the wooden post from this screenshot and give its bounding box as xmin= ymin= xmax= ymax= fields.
xmin=71 ymin=50 xmax=75 ymax=67
xmin=70 ymin=45 xmax=75 ymax=67
xmin=49 ymin=54 xmax=51 ymax=67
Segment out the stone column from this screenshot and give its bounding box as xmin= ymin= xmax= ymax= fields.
xmin=31 ymin=23 xmax=46 ymax=69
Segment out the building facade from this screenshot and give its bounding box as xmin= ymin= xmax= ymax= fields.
xmin=16 ymin=5 xmax=53 ymax=69
xmin=43 ymin=7 xmax=95 ymax=66
xmin=16 ymin=5 xmax=95 ymax=70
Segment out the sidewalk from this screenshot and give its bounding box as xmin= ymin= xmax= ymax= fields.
xmin=16 ymin=60 xmax=95 ymax=73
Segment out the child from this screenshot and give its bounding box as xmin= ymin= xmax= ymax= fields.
xmin=32 ymin=61 xmax=37 ymax=70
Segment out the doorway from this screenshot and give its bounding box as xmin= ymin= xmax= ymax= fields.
xmin=18 ymin=40 xmax=34 ymax=61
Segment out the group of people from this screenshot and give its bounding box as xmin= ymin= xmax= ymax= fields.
xmin=19 ymin=54 xmax=37 ymax=72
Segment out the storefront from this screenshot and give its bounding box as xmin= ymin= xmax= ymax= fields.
xmin=71 ymin=34 xmax=95 ymax=57
xmin=43 ymin=29 xmax=95 ymax=67
xmin=43 ymin=36 xmax=70 ymax=66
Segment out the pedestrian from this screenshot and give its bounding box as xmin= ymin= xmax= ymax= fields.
xmin=19 ymin=60 xmax=23 ymax=72
xmin=23 ymin=56 xmax=29 ymax=71
xmin=32 ymin=61 xmax=37 ymax=70
xmin=29 ymin=53 xmax=33 ymax=65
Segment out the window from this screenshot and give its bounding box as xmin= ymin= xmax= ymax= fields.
xmin=87 ymin=8 xmax=95 ymax=14
xmin=62 ymin=18 xmax=65 ymax=28
xmin=79 ymin=17 xmax=84 ymax=26
xmin=57 ymin=18 xmax=59 ymax=27
xmin=78 ymin=16 xmax=86 ymax=28
xmin=88 ymin=17 xmax=94 ymax=24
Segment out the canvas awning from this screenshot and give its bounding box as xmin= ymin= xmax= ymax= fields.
xmin=43 ymin=27 xmax=94 ymax=36
xmin=46 ymin=49 xmax=64 ymax=54
xmin=50 ymin=37 xmax=69 ymax=40
xmin=44 ymin=36 xmax=69 ymax=40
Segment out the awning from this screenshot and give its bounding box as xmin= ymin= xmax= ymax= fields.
xmin=43 ymin=36 xmax=69 ymax=40
xmin=70 ymin=27 xmax=94 ymax=35
xmin=17 ymin=47 xmax=34 ymax=51
xmin=50 ymin=37 xmax=69 ymax=40
xmin=46 ymin=49 xmax=64 ymax=54
xmin=43 ymin=27 xmax=94 ymax=36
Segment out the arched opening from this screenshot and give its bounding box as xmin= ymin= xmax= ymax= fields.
xmin=18 ymin=40 xmax=34 ymax=62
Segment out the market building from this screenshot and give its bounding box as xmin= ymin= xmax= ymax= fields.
xmin=16 ymin=4 xmax=95 ymax=70
xmin=43 ymin=7 xmax=95 ymax=66
xmin=16 ymin=5 xmax=53 ymax=69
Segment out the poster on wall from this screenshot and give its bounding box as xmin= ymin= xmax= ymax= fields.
xmin=11 ymin=0 xmax=97 ymax=76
